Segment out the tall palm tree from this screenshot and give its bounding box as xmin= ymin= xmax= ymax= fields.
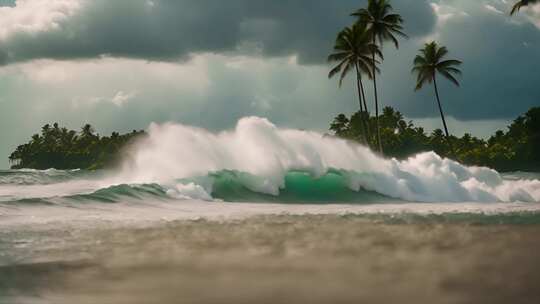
xmin=328 ymin=24 xmax=380 ymax=144
xmin=412 ymin=42 xmax=462 ymax=138
xmin=352 ymin=0 xmax=406 ymax=154
xmin=511 ymin=0 xmax=538 ymax=15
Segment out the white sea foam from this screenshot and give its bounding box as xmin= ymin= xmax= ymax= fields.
xmin=114 ymin=117 xmax=540 ymax=203
xmin=166 ymin=182 xmax=213 ymax=201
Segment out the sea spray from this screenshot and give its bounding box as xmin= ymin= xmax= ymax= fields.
xmin=1 ymin=117 xmax=539 ymax=204
xmin=112 ymin=117 xmax=540 ymax=203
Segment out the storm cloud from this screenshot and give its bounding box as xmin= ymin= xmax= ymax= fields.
xmin=0 ymin=0 xmax=436 ymax=65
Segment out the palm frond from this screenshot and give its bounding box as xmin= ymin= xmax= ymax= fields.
xmin=412 ymin=41 xmax=462 ymax=90
xmin=439 ymin=71 xmax=460 ymax=87
xmin=328 ymin=52 xmax=351 ymax=62
xmin=382 ymin=13 xmax=403 ymax=24
xmin=437 ymin=59 xmax=462 ymax=68
xmin=415 ymin=72 xmax=431 ymax=91
xmin=328 ymin=22 xmax=380 ymax=87
xmin=435 ymin=46 xmax=449 ymax=61
xmin=352 ymin=0 xmax=406 ymax=50
xmin=413 ymin=55 xmax=427 ymax=66
xmin=384 ymin=30 xmax=400 ymax=49
xmin=339 ymin=62 xmax=354 ymax=87
xmin=328 ymin=59 xmax=347 ymax=80
xmin=440 ymin=66 xmax=462 ymax=76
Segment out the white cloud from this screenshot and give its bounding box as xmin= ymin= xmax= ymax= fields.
xmin=430 ymin=3 xmax=469 ymax=25
xmin=111 ymin=91 xmax=137 ymax=107
xmin=71 ymin=91 xmax=136 ymax=107
xmin=524 ymin=4 xmax=540 ymax=29
xmin=0 ymin=0 xmax=82 ymax=40
xmin=426 ymin=2 xmax=469 ymax=41
xmin=430 ymin=3 xmax=454 ymax=24
xmin=484 ymin=4 xmax=504 ymax=14
xmin=14 ymin=56 xmax=210 ymax=91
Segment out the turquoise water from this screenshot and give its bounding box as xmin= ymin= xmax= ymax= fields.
xmin=1 ymin=169 xmax=539 ymax=205
xmin=0 ymin=169 xmax=398 ymax=205
xmin=209 ymin=170 xmax=395 ymax=203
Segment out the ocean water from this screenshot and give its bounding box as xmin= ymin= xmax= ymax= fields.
xmin=1 ymin=117 xmax=540 ymax=303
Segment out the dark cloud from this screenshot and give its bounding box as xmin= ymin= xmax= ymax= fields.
xmin=0 ymin=0 xmax=436 ymax=65
xmin=384 ymin=1 xmax=540 ymax=120
xmin=438 ymin=9 xmax=540 ymax=119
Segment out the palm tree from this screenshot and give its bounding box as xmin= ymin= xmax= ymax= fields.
xmin=511 ymin=0 xmax=538 ymax=15
xmin=81 ymin=124 xmax=95 ymax=138
xmin=412 ymin=42 xmax=462 ymax=138
xmin=328 ymin=24 xmax=380 ymax=144
xmin=352 ymin=0 xmax=406 ymax=154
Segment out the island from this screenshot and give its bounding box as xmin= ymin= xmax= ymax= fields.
xmin=8 ymin=123 xmax=145 ymax=170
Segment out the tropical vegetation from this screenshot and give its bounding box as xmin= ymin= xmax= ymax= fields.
xmin=329 ymin=107 xmax=540 ymax=172
xmin=328 ymin=23 xmax=380 ymax=145
xmin=352 ymin=0 xmax=407 ymax=153
xmin=325 ymin=0 xmax=540 ymax=172
xmin=9 ymin=123 xmax=145 ymax=170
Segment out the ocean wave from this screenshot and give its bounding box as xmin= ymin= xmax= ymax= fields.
xmin=116 ymin=117 xmax=540 ymax=203
xmin=0 ymin=168 xmax=85 ymax=185
xmin=0 ymin=170 xmax=394 ymax=205
xmin=1 ymin=117 xmax=540 ymax=204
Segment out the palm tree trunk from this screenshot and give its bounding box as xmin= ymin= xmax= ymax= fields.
xmin=354 ymin=64 xmax=368 ymax=144
xmin=433 ymin=75 xmax=450 ymax=138
xmin=372 ymin=36 xmax=383 ymax=154
xmin=359 ymin=77 xmax=372 ymax=141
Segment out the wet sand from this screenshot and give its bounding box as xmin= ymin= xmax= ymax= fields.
xmin=1 ymin=214 xmax=540 ymax=304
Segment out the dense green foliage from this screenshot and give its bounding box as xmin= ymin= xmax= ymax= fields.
xmin=9 ymin=123 xmax=145 ymax=170
xmin=330 ymin=107 xmax=540 ymax=172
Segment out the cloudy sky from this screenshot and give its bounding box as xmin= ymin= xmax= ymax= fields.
xmin=0 ymin=0 xmax=539 ymax=168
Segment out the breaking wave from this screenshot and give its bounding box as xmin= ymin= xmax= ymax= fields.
xmin=1 ymin=117 xmax=539 ymax=205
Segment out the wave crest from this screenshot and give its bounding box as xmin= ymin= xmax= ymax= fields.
xmin=116 ymin=117 xmax=540 ymax=203
xmin=2 ymin=117 xmax=539 ymax=204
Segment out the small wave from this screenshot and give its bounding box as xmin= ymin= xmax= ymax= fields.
xmin=0 ymin=169 xmax=87 ymax=185
xmin=68 ymin=183 xmax=170 ymax=203
xmin=1 ymin=183 xmax=171 ymax=205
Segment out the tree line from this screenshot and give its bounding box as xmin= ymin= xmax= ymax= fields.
xmin=330 ymin=106 xmax=540 ymax=172
xmin=9 ymin=123 xmax=145 ymax=170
